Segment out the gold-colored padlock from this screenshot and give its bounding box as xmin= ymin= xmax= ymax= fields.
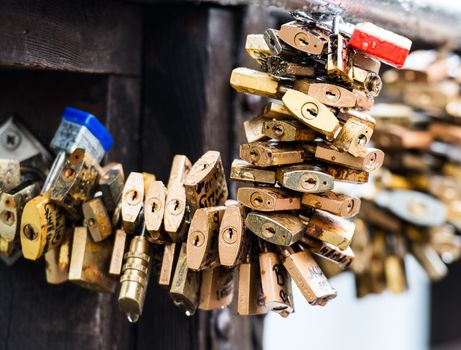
xmin=245 ymin=34 xmax=272 ymax=64
xmin=187 ymin=206 xmax=225 ymax=271
xmin=230 ymin=159 xmax=276 ymax=185
xmin=293 ymin=80 xmax=357 ymax=108
xmin=240 ymin=142 xmax=305 ymax=167
xmin=326 ymin=32 xmax=352 ymax=83
xmin=198 ymin=266 xmax=234 ymax=310
xmin=99 ymin=162 xmax=125 ymax=213
xmin=301 ymin=191 xmax=361 ymax=218
xmin=325 ymin=165 xmax=369 ymax=184
xmin=278 ymin=21 xmax=327 ymax=55
xmin=184 ymin=151 xmax=228 ymax=215
xmin=45 ymin=247 xmax=68 ymax=285
xmin=275 ymin=164 xmax=335 ymax=193
xmin=260 ymin=102 xmax=293 ymax=120
xmin=170 ymin=242 xmax=200 ymax=316
xmin=109 ymin=229 xmax=128 ymax=276
xmin=20 ymin=191 xmax=65 ymax=260
xmin=237 ymin=187 xmax=301 ymax=212
xmin=121 ymin=172 xmax=145 ymax=234
xmin=300 ymin=235 xmax=355 ymax=269
xmin=144 ymin=180 xmax=171 ymax=244
xmin=237 ymin=251 xmax=267 ymax=316
xmin=82 ymin=197 xmax=112 ymax=242
xmin=265 ymin=56 xmax=316 ymax=78
xmin=230 ymin=67 xmax=288 ymax=99
xmin=69 ymin=226 xmax=116 ymax=293
xmin=262 ymin=119 xmax=317 ymax=142
xmin=159 ymin=242 xmax=178 ymax=287
xmin=244 ymin=116 xmax=270 ymax=143
xmin=333 ymin=113 xmax=375 ymax=157
xmin=50 ymin=148 xmax=101 ymax=219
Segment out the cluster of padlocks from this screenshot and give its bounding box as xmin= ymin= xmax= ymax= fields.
xmin=0 ymin=12 xmax=414 ymax=322
xmin=350 ymin=50 xmax=461 ymax=296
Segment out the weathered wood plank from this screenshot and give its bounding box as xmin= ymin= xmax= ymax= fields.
xmin=0 ymin=0 xmax=141 ymax=75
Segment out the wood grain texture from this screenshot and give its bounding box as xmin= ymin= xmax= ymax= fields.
xmin=0 ymin=0 xmax=141 ymax=75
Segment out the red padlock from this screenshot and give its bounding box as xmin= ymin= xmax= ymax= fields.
xmin=349 ymin=22 xmax=412 ymax=68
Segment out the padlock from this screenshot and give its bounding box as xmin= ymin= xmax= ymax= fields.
xmin=240 ymin=142 xmax=304 ymax=167
xmin=218 ymin=202 xmax=249 ymax=267
xmin=351 ymin=66 xmax=383 ymax=97
xmin=358 ymin=199 xmax=402 ymax=233
xmin=275 ymin=164 xmax=335 ymax=193
xmin=263 ymin=28 xmax=298 ymax=57
xmin=349 ymin=218 xmax=373 ymax=275
xmin=325 ymin=165 xmax=369 ymax=184
xmin=20 ymin=191 xmax=65 ymax=260
xmin=299 ymin=235 xmax=355 ymax=269
xmin=258 ymin=244 xmax=294 ymax=317
xmin=237 ymin=187 xmax=301 ymax=212
xmin=260 ymin=102 xmax=293 ymax=120
xmin=230 ymin=67 xmax=289 ymax=99
xmin=118 ymin=235 xmax=152 ymax=322
xmin=50 ymin=107 xmax=113 ymax=163
xmin=109 ymin=229 xmax=128 ymax=276
xmin=121 ymin=172 xmax=145 ymax=234
xmin=170 ymin=242 xmax=200 ymax=316
xmin=69 ymin=226 xmax=116 ymax=293
xmin=302 ymin=209 xmax=356 ymax=250
xmin=265 ymin=56 xmax=316 ymax=78
xmin=373 ymin=125 xmax=433 ymax=150
xmin=187 ymin=206 xmax=225 ymax=271
xmin=50 ymin=148 xmax=102 ymax=219
xmin=349 ymin=22 xmax=412 ymax=68
xmin=313 ymin=143 xmax=384 ymax=172
xmin=184 ymin=151 xmax=228 ymax=215
xmin=0 ymin=159 xmax=20 ymax=192
xmin=293 ymin=80 xmax=357 ymax=108
xmin=237 ymin=251 xmax=267 ymax=316
xmin=301 ymin=191 xmax=361 ymax=218
xmin=278 ymin=21 xmax=327 ymax=55
xmin=353 ymin=89 xmax=375 ymax=111
xmin=245 ymin=34 xmax=272 ymax=64
xmin=384 ymin=234 xmax=407 ymax=294
xmin=429 ymin=225 xmax=461 ymax=263
xmin=262 ymin=119 xmax=317 ymax=142
xmin=333 ymin=113 xmax=375 ymax=157
xmin=58 ymin=229 xmax=72 ymax=273
xmin=326 ymin=19 xmax=352 ymax=83
xmin=198 ymin=266 xmax=234 ymax=310
xmin=144 ymin=181 xmax=171 ymax=244
xmin=246 ymin=211 xmax=305 ymax=246
xmin=411 ymin=242 xmax=447 ymax=281
xmin=82 ymin=197 xmax=112 ymax=242
xmin=230 ymin=159 xmax=276 ymax=185
xmin=99 ymin=162 xmax=125 ymax=213
xmin=368 ymin=231 xmax=387 ymax=294
xmin=314 ymin=254 xmax=343 ymax=278
xmin=244 ymin=116 xmax=270 ymax=143
xmin=164 ymin=155 xmax=191 ymax=242
xmin=282 ymin=89 xmax=340 ymax=140
xmin=0 ymin=181 xmax=40 ymax=241
xmin=159 ymin=243 xmax=178 ymax=287
xmin=45 ymin=247 xmax=68 ymax=285
xmin=281 ymin=245 xmax=337 ymax=305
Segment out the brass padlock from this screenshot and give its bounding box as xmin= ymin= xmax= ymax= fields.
xmin=293 ymin=80 xmax=357 ymax=108
xmin=50 ymin=148 xmax=102 ymax=219
xmin=352 ymin=66 xmax=383 ymax=97
xmin=281 ymin=246 xmax=337 ymax=305
xmin=333 ymin=113 xmax=375 ymax=157
xmin=282 ymin=89 xmax=340 ymax=140
xmin=218 ymin=202 xmax=248 ymax=267
xmin=265 ymin=56 xmax=316 ymax=78
xmin=245 ymin=34 xmax=272 ymax=64
xmin=82 ymin=197 xmax=112 ymax=242
xmin=259 ymin=246 xmax=294 ymax=317
xmin=326 ymin=29 xmax=352 ymax=83
xmin=198 ymin=266 xmax=234 ymax=310
xmin=349 ymin=219 xmax=373 ymax=275
xmin=240 ymin=142 xmax=304 ymax=167
xmin=170 ymin=242 xmax=200 ymax=316
xmin=45 ymin=247 xmax=68 ymax=285
xmin=260 ymin=102 xmax=293 ymax=120
xmin=411 ymin=242 xmax=447 ymax=281
xmin=159 ymin=242 xmax=178 ymax=287
xmin=313 ymin=143 xmax=384 ymax=172
xmin=118 ymin=235 xmax=152 ymax=322
xmin=301 ymin=191 xmax=361 ymax=218
xmin=20 ymin=191 xmax=65 ymax=260
xmin=69 ymin=226 xmax=116 ymax=293
xmin=164 ymin=155 xmax=191 ymax=242
xmin=144 ymin=180 xmax=171 ymax=244
xmin=262 ymin=119 xmax=317 ymax=142
xmin=302 ymin=210 xmax=356 ymax=250
xmin=237 ymin=252 xmax=267 ymax=316
xmin=325 ymin=165 xmax=369 ymax=184
xmin=99 ymin=162 xmax=125 ymax=213
xmin=300 ymin=235 xmax=355 ymax=269
xmin=263 ymin=28 xmax=297 ymax=57
xmin=244 ymin=116 xmax=270 ymax=143
xmin=0 ymin=159 xmax=20 ymax=192
xmin=384 ymin=234 xmax=407 ymax=294
xmin=184 ymin=150 xmax=228 ymax=215
xmin=358 ymin=199 xmax=402 ymax=233
xmin=121 ymin=172 xmax=145 ymax=234
xmin=230 ymin=159 xmax=276 ymax=185
xmin=369 ymin=231 xmax=386 ymax=294
xmin=109 ymin=229 xmax=128 ymax=276
xmin=237 ymin=187 xmax=301 ymax=212
xmin=275 ymin=164 xmax=335 ymax=193
xmin=246 ymin=211 xmax=304 ymax=246
xmin=278 ymin=21 xmax=327 ymax=55
xmin=230 ymin=67 xmax=288 ymax=99
xmin=0 ymin=181 xmax=40 ymax=242
xmin=187 ymin=206 xmax=225 ymax=271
